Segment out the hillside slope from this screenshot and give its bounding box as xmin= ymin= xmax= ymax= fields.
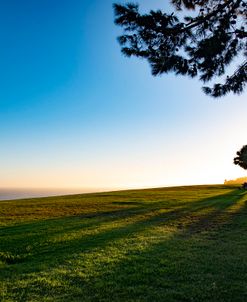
xmin=1 ymin=185 xmax=247 ymax=301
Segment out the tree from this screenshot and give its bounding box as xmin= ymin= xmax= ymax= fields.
xmin=234 ymin=145 xmax=247 ymax=170
xmin=113 ymin=0 xmax=247 ymax=97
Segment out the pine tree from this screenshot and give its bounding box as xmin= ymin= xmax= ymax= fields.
xmin=234 ymin=145 xmax=247 ymax=170
xmin=114 ymin=0 xmax=247 ymax=97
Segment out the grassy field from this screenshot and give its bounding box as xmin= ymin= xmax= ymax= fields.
xmin=1 ymin=185 xmax=247 ymax=301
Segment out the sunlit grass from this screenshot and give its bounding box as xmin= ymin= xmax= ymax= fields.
xmin=1 ymin=185 xmax=247 ymax=301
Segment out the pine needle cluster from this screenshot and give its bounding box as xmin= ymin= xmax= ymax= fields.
xmin=114 ymin=0 xmax=247 ymax=97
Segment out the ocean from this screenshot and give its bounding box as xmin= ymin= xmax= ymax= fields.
xmin=0 ymin=188 xmax=108 ymax=201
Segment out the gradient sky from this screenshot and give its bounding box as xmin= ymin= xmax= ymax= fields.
xmin=1 ymin=0 xmax=247 ymax=190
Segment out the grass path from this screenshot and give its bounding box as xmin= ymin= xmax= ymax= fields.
xmin=1 ymin=185 xmax=247 ymax=301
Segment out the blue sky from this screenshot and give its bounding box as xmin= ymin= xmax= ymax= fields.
xmin=1 ymin=0 xmax=247 ymax=189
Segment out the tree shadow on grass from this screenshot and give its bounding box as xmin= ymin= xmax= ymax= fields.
xmin=1 ymin=189 xmax=247 ymax=301
xmin=61 ymin=190 xmax=247 ymax=302
xmin=0 ymin=189 xmax=244 ymax=275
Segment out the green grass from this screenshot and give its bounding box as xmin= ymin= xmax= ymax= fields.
xmin=1 ymin=185 xmax=247 ymax=301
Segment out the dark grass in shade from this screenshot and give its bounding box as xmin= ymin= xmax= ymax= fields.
xmin=1 ymin=185 xmax=247 ymax=301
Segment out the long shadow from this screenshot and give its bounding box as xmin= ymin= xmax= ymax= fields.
xmin=1 ymin=186 xmax=241 ymax=237
xmin=1 ymin=189 xmax=242 ymax=251
xmin=0 ymin=189 xmax=243 ymax=277
xmin=59 ymin=190 xmax=247 ymax=302
xmin=2 ymin=189 xmax=247 ymax=302
xmin=0 ymin=188 xmax=237 ymax=244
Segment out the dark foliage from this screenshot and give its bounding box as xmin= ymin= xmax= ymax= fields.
xmin=114 ymin=0 xmax=247 ymax=97
xmin=234 ymin=145 xmax=247 ymax=170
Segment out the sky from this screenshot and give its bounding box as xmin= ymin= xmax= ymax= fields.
xmin=0 ymin=0 xmax=247 ymax=190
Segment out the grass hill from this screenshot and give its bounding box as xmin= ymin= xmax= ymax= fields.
xmin=1 ymin=185 xmax=247 ymax=301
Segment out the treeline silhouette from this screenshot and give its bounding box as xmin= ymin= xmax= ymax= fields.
xmin=224 ymin=177 xmax=247 ymax=185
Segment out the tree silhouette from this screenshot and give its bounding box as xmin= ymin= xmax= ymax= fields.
xmin=113 ymin=0 xmax=247 ymax=97
xmin=234 ymin=145 xmax=247 ymax=170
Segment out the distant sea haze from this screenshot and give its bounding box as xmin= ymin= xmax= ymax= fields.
xmin=0 ymin=188 xmax=110 ymax=201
